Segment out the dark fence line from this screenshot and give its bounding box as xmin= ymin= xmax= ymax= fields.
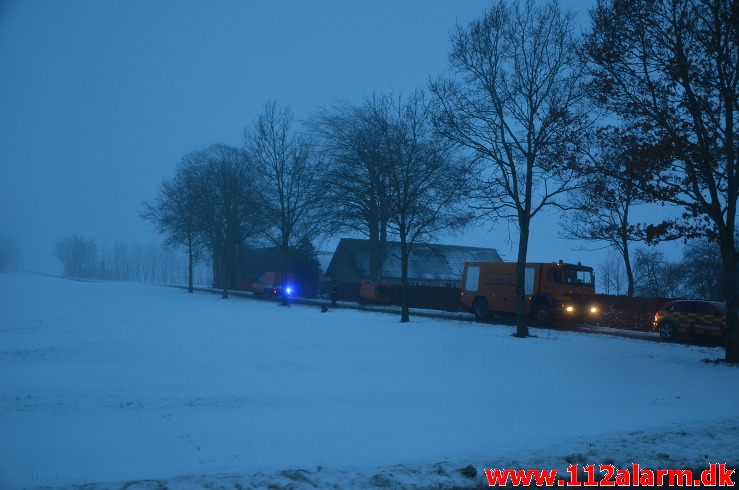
xmin=336 ymin=282 xmax=361 ymax=302
xmin=335 ymin=282 xmax=669 ymax=330
xmin=401 ymin=286 xmax=462 ymax=312
xmin=335 ymin=283 xmax=460 ymax=311
xmin=592 ymin=294 xmax=670 ymax=331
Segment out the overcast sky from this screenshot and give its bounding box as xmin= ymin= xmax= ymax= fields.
xmin=0 ymin=0 xmax=679 ymax=275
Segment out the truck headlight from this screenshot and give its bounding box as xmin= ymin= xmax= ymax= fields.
xmin=565 ymin=305 xmax=575 ymax=313
xmin=590 ymin=306 xmax=599 ymax=314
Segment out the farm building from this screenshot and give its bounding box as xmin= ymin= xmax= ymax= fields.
xmin=325 ymin=238 xmax=502 ymax=288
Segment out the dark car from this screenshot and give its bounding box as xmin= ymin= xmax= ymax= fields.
xmin=652 ymin=300 xmax=726 ymax=340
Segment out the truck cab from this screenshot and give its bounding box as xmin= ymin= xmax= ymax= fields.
xmin=460 ymin=261 xmax=599 ymax=325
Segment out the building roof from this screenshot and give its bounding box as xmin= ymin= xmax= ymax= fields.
xmin=326 ymin=238 xmax=502 ymax=282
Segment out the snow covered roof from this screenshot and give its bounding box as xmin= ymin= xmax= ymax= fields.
xmin=326 ymin=238 xmax=502 ymax=282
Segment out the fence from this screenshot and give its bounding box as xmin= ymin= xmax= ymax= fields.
xmin=336 ymin=283 xmax=461 ymax=311
xmin=335 ymin=282 xmax=670 ymax=330
xmin=592 ymin=295 xmax=669 ymax=331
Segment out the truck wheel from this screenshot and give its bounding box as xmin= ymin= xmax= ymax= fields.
xmin=473 ymin=298 xmax=489 ymax=322
xmin=658 ymin=321 xmax=676 ymax=340
xmin=533 ymin=302 xmax=552 ymax=327
xmin=358 ymin=297 xmax=368 ymax=306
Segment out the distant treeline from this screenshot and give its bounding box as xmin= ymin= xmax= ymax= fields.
xmin=598 ymin=240 xmax=738 ymax=302
xmin=53 ymin=235 xmax=212 ymax=285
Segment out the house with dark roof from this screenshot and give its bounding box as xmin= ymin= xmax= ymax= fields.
xmin=325 ymin=238 xmax=502 ymax=288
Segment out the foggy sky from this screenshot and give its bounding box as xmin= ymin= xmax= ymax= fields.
xmin=0 ymin=0 xmax=678 ymax=274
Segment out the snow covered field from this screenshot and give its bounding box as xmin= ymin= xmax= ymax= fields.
xmin=1 ymin=272 xmax=738 ymax=489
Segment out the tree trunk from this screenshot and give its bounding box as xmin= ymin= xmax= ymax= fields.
xmin=721 ymin=74 xmax=738 ymax=362
xmin=514 ymin=220 xmax=530 ymax=338
xmin=369 ymin=225 xmax=380 ymax=282
xmin=720 ymin=237 xmax=738 ymax=362
xmin=187 ymin=237 xmax=194 ymax=293
xmin=368 ymin=222 xmax=387 ymax=283
xmin=281 ymin=238 xmax=290 ymax=306
xmin=216 ymin=238 xmax=231 ymax=299
xmin=400 ymin=235 xmax=410 ymax=323
xmin=622 ymin=238 xmax=634 ymax=298
xmin=221 ymin=250 xmax=229 ymax=299
xmin=212 ymin=255 xmax=219 ymax=290
xmin=379 ymin=224 xmax=387 ymax=282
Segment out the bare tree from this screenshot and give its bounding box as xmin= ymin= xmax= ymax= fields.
xmin=586 ymin=0 xmax=739 ymax=360
xmin=143 ymin=144 xmax=263 ymax=297
xmin=633 ymin=248 xmax=685 ymax=298
xmin=141 ymin=156 xmax=204 ymax=292
xmin=309 ymin=96 xmax=392 ymax=282
xmin=375 ymin=90 xmax=473 ymax=322
xmin=192 ymin=144 xmax=264 ymax=299
xmin=245 ymin=102 xmax=326 ymax=305
xmin=598 ymin=251 xmax=627 ymax=295
xmin=561 ymin=127 xmax=660 ymax=297
xmin=680 ymin=239 xmax=727 ymax=300
xmin=53 ymin=235 xmax=97 ymax=279
xmin=431 ymin=0 xmax=588 ymax=336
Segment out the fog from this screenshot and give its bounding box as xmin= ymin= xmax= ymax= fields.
xmin=0 ymin=0 xmax=679 ymax=276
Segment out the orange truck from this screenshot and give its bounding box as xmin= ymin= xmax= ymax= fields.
xmin=460 ymin=261 xmax=599 ymax=325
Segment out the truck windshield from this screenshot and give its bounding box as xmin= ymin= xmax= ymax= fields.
xmin=565 ymin=268 xmax=594 ymax=286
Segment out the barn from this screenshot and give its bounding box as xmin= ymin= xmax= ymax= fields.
xmin=325 ymin=238 xmax=502 ymax=288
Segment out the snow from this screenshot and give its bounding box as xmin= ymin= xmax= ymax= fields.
xmin=1 ymin=271 xmax=737 ymax=489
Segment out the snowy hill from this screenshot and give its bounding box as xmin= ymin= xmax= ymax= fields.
xmin=1 ymin=272 xmax=737 ymax=489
